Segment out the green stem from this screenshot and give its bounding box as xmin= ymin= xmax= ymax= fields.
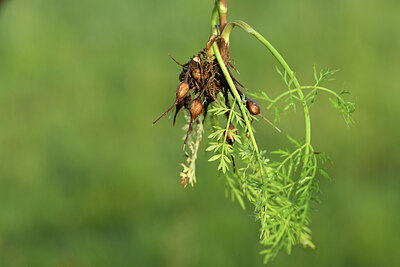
xmin=221 ymin=20 xmax=312 ymax=157
xmin=266 ymin=86 xmax=345 ymax=109
xmin=220 ymin=100 xmax=236 ymax=172
xmin=211 ymin=1 xmax=219 ymax=33
xmin=298 ymin=149 xmax=317 ymax=237
xmin=222 ymin=100 xmax=236 ymax=145
xmin=212 ymin=43 xmax=264 ymax=177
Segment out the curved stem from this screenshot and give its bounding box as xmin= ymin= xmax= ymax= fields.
xmin=267 ymin=86 xmax=345 ymax=109
xmin=212 ymin=43 xmax=264 ymax=177
xmin=221 ymin=20 xmax=311 ymax=159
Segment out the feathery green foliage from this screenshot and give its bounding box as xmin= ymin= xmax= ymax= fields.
xmin=176 ymin=0 xmax=354 ymax=264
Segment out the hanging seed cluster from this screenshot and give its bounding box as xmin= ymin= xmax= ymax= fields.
xmin=153 ymin=39 xmax=279 ymax=146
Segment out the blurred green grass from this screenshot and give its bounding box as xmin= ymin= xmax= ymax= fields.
xmin=0 ymin=0 xmax=399 ymax=266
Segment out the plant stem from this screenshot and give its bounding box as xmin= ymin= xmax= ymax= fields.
xmin=217 ymin=0 xmax=227 ymax=32
xmin=212 ymin=43 xmax=264 ymax=177
xmin=223 ymin=100 xmax=236 ymax=146
xmin=266 ymin=86 xmax=345 ymax=109
xmin=221 ymin=20 xmax=311 ymax=159
xmin=220 ymin=100 xmax=236 ymax=173
xmin=211 ymin=1 xmax=219 ymax=33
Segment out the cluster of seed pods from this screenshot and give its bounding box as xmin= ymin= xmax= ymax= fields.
xmin=152 ymin=51 xmax=223 ymax=144
xmin=153 ymin=49 xmax=279 ymax=146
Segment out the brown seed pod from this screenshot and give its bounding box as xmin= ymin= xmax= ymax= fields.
xmin=184 ymin=98 xmax=203 ymax=144
xmin=153 ymin=79 xmax=190 ymax=125
xmin=246 ymin=98 xmax=260 ymax=115
xmin=246 ymin=98 xmax=281 ymax=132
xmin=190 ymin=99 xmax=203 ymax=117
xmin=176 ymin=81 xmax=190 ymax=99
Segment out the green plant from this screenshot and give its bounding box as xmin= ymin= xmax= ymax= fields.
xmin=153 ymin=0 xmax=354 ymax=263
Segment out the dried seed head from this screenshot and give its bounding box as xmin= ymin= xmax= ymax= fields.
xmin=246 ymin=98 xmax=260 ymax=115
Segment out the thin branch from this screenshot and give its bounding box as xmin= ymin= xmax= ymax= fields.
xmin=220 ymin=20 xmax=312 ymax=164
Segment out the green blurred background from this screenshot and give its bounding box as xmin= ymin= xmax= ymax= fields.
xmin=0 ymin=0 xmax=399 ymax=266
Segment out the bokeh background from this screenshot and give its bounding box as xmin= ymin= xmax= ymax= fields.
xmin=0 ymin=0 xmax=399 ymax=266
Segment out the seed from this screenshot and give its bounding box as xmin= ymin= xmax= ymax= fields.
xmin=176 ymin=80 xmax=190 ymax=99
xmin=246 ymin=98 xmax=281 ymax=132
xmin=184 ymin=98 xmax=203 ymax=144
xmin=153 ymin=79 xmax=190 ymax=125
xmin=246 ymin=98 xmax=260 ymax=115
xmin=190 ymin=98 xmax=203 ymax=117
